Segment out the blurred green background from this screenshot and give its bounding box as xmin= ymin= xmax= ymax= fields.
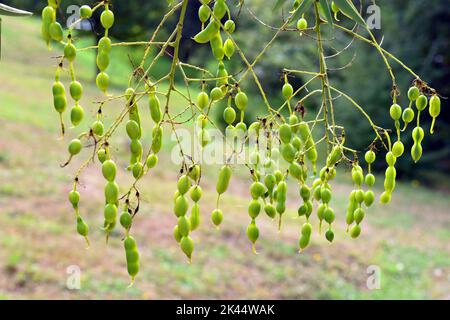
xmin=0 ymin=0 xmax=448 ymax=299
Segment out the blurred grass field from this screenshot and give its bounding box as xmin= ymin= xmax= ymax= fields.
xmin=0 ymin=17 xmax=449 ymax=300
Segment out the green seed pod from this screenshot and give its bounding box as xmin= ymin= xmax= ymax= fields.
xmin=216 ymin=166 xmax=232 ymax=195
xmin=264 ymin=174 xmax=276 ymax=192
xmin=173 ymin=225 xmax=182 ymax=243
xmin=276 ymin=201 xmax=286 ymax=214
xmin=188 ymin=185 xmax=201 ymax=202
xmin=282 ymin=83 xmax=294 ymax=100
xmin=69 ymin=81 xmax=83 ymax=101
xmin=104 ymin=203 xmax=118 ymax=223
xmin=248 ymin=199 xmax=261 ymax=219
xmin=411 ymin=143 xmax=423 ymax=163
xmin=298 ymin=204 xmax=308 ymax=216
xmin=97 ymin=148 xmax=107 ymax=163
xmin=194 ymin=19 xmax=220 ymax=43
xmin=126 ymin=120 xmax=140 ymax=140
xmin=149 ymin=94 xmax=162 ymax=123
xmin=280 ymin=143 xmax=296 ymax=163
xmin=98 ymin=36 xmax=112 ymax=52
xmin=91 ymin=120 xmax=104 ymax=136
xmin=354 ymin=208 xmax=365 ymax=224
xmin=389 ymin=103 xmax=402 ymax=120
xmin=264 ymin=204 xmax=276 ymax=219
xmin=68 ymin=139 xmax=82 ymax=156
xmin=364 ymin=190 xmax=375 ymax=207
xmin=197 ymin=115 xmax=208 ymax=129
xmin=324 ymin=207 xmax=335 ymax=224
xmin=299 ymin=235 xmax=310 ymax=250
xmin=314 ymin=186 xmax=322 ymax=201
xmin=320 ymin=187 xmax=332 ymax=204
xmin=124 ymin=235 xmax=137 ymax=251
xmin=178 ymin=216 xmax=191 ymax=237
xmin=96 ymin=72 xmax=109 ymax=93
xmin=289 ymin=115 xmax=299 ymax=134
xmin=223 ymin=39 xmax=235 ymax=59
xmin=352 ymin=168 xmax=364 ymax=186
xmin=246 ymin=220 xmax=259 ymax=244
xmin=392 ymin=141 xmax=405 ymax=158
xmin=301 ymin=223 xmax=312 ymax=237
xmin=300 ymin=185 xmax=311 ymax=201
xmin=132 ymin=162 xmax=144 ymax=179
xmin=130 ymin=139 xmax=143 ymax=157
xmin=80 ymin=5 xmax=92 ymax=19
xmin=350 ymin=225 xmax=361 ymax=239
xmin=325 ymin=229 xmax=334 ymax=243
xmin=297 ymin=17 xmax=308 ymax=30
xmin=216 ymin=62 xmax=229 ymax=87
xmin=49 ymin=22 xmax=63 ymax=41
xmin=279 ymin=124 xmax=292 ymax=144
xmin=152 ymin=126 xmax=163 ymax=153
xmin=96 ymin=51 xmax=110 ymax=71
xmin=211 ymin=40 xmax=225 ymax=61
xmin=355 ymin=190 xmax=365 ymax=204
xmin=174 ymin=195 xmax=189 ymax=217
xmin=386 ymin=151 xmax=397 ymax=166
xmin=76 ymin=216 xmax=89 ymax=237
xmin=70 ymin=105 xmax=84 ymax=126
xmin=415 ymin=94 xmax=428 ymax=111
xmin=250 ymin=182 xmax=266 ymax=199
xmin=64 ymin=43 xmax=77 ymax=62
xmin=197 ymin=91 xmax=209 ymax=109
xmin=380 ymin=191 xmax=392 ymax=204
xmin=102 ymin=160 xmax=117 ymax=182
xmin=213 ymin=0 xmax=227 ymax=19
xmin=124 ymin=236 xmax=139 ymax=280
xmin=327 ymin=146 xmax=342 ymax=167
xmin=412 ymin=126 xmax=425 ymax=142
xmin=146 ymin=154 xmax=158 ymax=169
xmin=224 ymin=19 xmax=236 ymax=33
xmin=69 ymin=190 xmax=80 ymax=208
xmin=42 ymin=6 xmax=54 ymax=23
xmin=210 ymin=87 xmax=223 ymax=101
xmin=188 ymin=165 xmax=201 ymax=182
xmin=177 ymin=175 xmax=191 ymax=195
xmin=235 ymin=92 xmax=248 ymax=111
xmin=190 ymin=203 xmax=200 ymax=231
xmin=199 ymin=129 xmax=211 ymax=147
xmin=101 ymin=9 xmax=115 ymax=29
xmin=365 ymin=150 xmax=376 ymax=164
xmin=317 ymin=203 xmax=326 ymax=221
xmin=289 ymin=162 xmax=303 ymax=180
xmin=211 ymin=209 xmax=223 ymax=226
xmin=429 ymin=95 xmax=441 ymax=133
xmin=274 ymin=170 xmax=284 ymax=183
xmin=198 ymin=4 xmax=210 ymax=23
xmin=408 ymin=86 xmax=420 ymax=101
xmin=402 ymin=107 xmax=415 ymax=124
xmin=104 ymin=181 xmax=119 ymax=204
xmin=365 ymin=174 xmax=375 ymax=187
xmin=346 ymin=207 xmax=355 ymax=226
xmin=223 ymin=107 xmax=236 ymax=124
xmin=120 ymin=211 xmax=132 ymax=229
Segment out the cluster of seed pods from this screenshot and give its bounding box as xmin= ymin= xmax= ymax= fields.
xmin=40 ymin=0 xmax=445 ymax=284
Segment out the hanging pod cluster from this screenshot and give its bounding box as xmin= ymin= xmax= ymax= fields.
xmin=39 ymin=0 xmax=446 ymax=284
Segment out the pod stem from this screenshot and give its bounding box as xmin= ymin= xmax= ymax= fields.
xmin=251 ymin=243 xmax=258 ymax=254
xmin=278 ymin=215 xmax=282 ymax=232
xmin=84 ymin=236 xmax=91 ymax=249
xmin=430 ymin=118 xmax=436 ymax=134
xmin=127 ymin=277 xmax=135 ymax=288
xmin=59 ymin=112 xmax=65 ymax=137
